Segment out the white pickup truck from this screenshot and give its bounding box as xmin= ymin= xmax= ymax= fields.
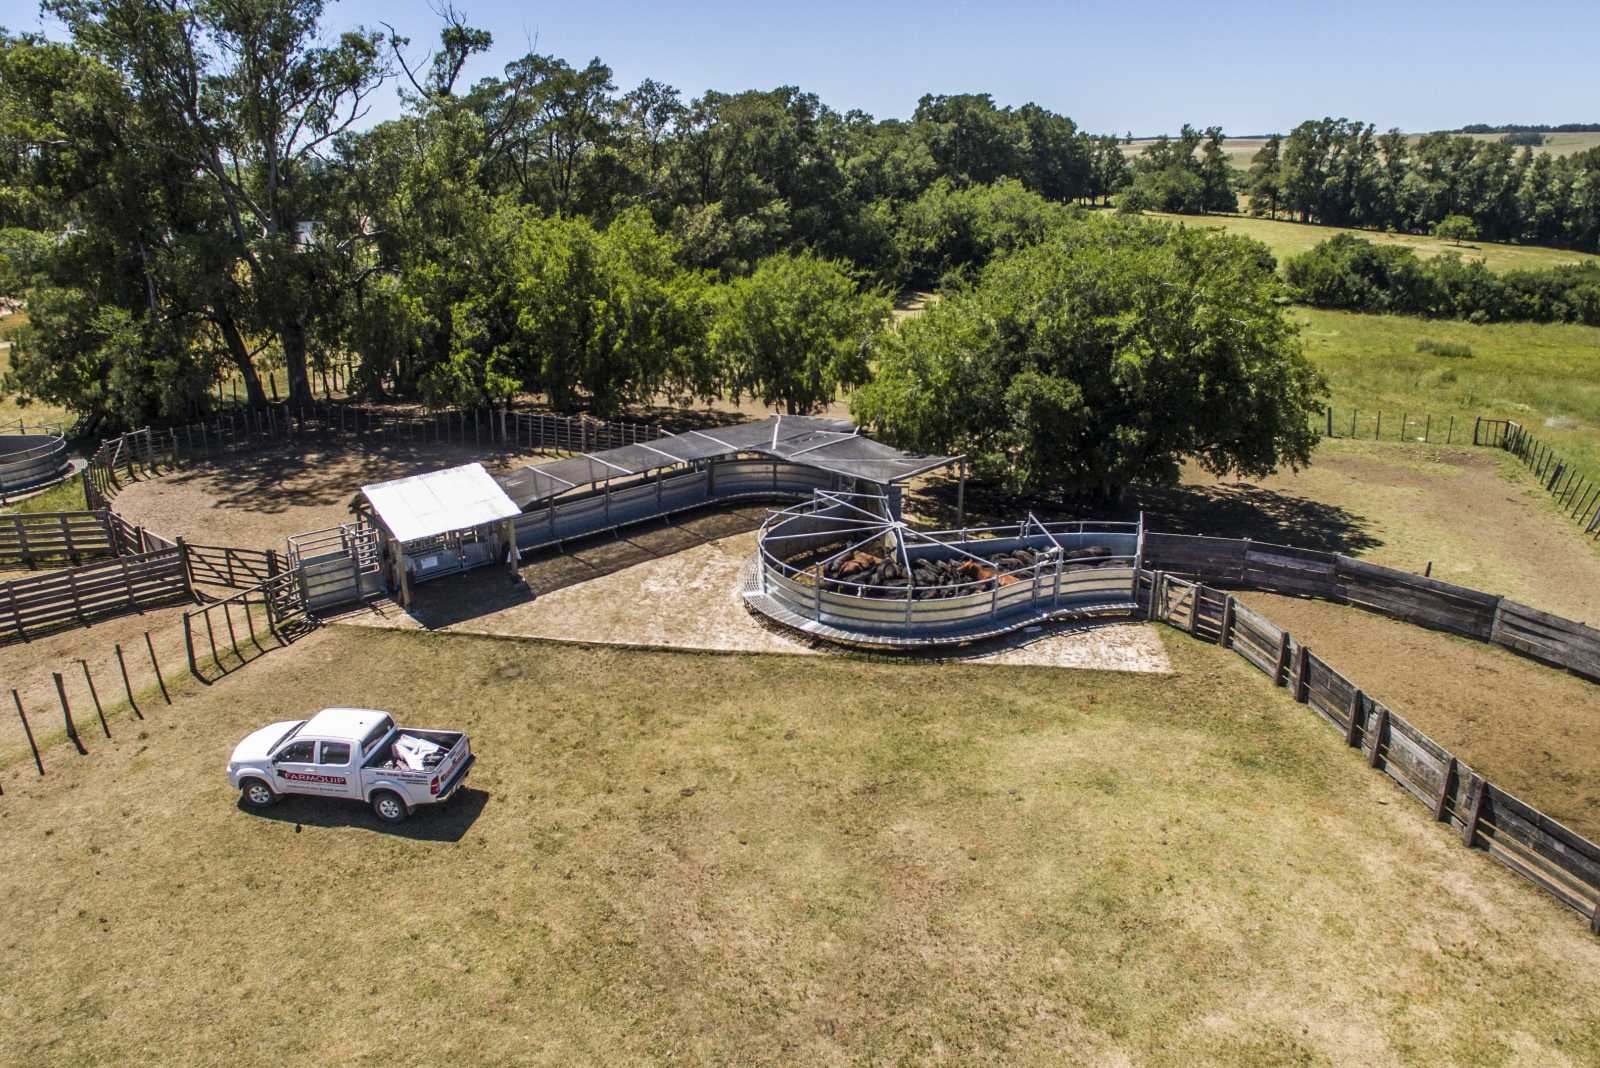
xmin=227 ymin=707 xmax=474 ymax=822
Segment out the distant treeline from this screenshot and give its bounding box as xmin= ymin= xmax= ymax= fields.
xmin=1284 ymin=234 xmax=1600 ymax=326
xmin=1240 ymin=119 xmax=1600 ymax=252
xmin=1457 ymin=124 xmax=1600 ymax=134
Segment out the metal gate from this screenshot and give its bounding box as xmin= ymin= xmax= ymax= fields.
xmin=286 ymin=522 xmax=383 ymax=612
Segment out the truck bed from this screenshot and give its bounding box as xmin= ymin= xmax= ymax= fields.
xmin=362 ymin=729 xmax=466 ymax=770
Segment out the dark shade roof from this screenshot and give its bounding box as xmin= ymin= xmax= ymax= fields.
xmin=498 ymin=415 xmax=959 ymax=509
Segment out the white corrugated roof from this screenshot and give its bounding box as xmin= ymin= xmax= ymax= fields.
xmin=359 ymin=463 xmax=521 ymax=543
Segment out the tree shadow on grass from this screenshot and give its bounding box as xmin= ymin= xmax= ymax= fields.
xmin=903 ymin=474 xmax=1381 ymax=556
xmin=237 ymin=785 xmax=489 ymax=841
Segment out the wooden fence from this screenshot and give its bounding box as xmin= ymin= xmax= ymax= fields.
xmin=0 ymin=511 xmax=118 ymax=568
xmin=182 ymin=569 xmax=311 ymax=683
xmin=1141 ymin=531 xmax=1600 ymax=680
xmin=1495 ymin=421 xmax=1600 ymax=538
xmin=81 ymin=405 xmax=663 ymax=512
xmin=184 ymin=543 xmax=288 ymax=591
xmin=0 ymin=546 xmax=191 ymax=644
xmin=1143 ymin=570 xmax=1600 ymax=932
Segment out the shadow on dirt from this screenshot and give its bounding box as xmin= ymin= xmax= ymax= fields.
xmin=904 ymin=474 xmax=1381 ymax=556
xmin=237 ymin=785 xmax=489 ymax=841
xmin=398 ymin=505 xmax=768 ymax=630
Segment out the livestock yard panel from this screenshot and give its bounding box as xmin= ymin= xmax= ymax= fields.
xmin=0 ymin=511 xmax=117 ymax=568
xmin=0 ymin=547 xmax=190 ymax=643
xmin=1334 ymin=556 xmax=1500 ymax=639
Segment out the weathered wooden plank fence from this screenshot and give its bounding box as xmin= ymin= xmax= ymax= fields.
xmin=184 ymin=543 xmax=288 ymax=591
xmin=1142 ymin=570 xmax=1600 ymax=933
xmin=1141 ymin=532 xmax=1600 ymax=679
xmin=0 ymin=511 xmax=119 ymax=568
xmin=0 ymin=546 xmax=190 ymax=644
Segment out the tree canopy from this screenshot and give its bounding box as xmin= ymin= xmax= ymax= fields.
xmin=852 ymin=217 xmax=1325 ymax=499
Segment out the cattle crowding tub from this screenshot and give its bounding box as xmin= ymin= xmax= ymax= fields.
xmin=0 ymin=421 xmax=71 ymax=496
xmin=742 ymin=490 xmax=1144 ymax=647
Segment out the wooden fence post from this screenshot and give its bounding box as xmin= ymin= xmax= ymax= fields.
xmin=1272 ymin=632 xmax=1291 ymax=687
xmin=78 ymin=659 xmax=109 ymax=737
xmin=1188 ymin=584 xmax=1202 ymax=636
xmin=54 ymin=672 xmax=85 ymax=755
xmin=1367 ymin=705 xmax=1388 ymax=768
xmin=13 ymin=689 xmax=42 ymax=776
xmin=1218 ymin=596 xmax=1234 ymax=648
xmin=1460 ymin=775 xmax=1485 ymax=847
xmin=1292 ymin=644 xmax=1309 ymax=701
xmin=115 ymin=643 xmax=142 ymax=719
xmin=182 ymin=612 xmax=199 ymax=679
xmin=1433 ymin=757 xmax=1457 ymax=822
xmin=1473 ymin=415 xmax=1482 ymax=445
xmin=145 ymin=630 xmax=170 ymax=704
xmin=1344 ymin=689 xmax=1363 ymax=747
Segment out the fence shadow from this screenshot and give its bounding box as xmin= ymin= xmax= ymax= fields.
xmin=237 ymin=785 xmax=489 ymax=842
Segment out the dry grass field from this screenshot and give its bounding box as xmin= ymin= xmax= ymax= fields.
xmin=4 ymin=626 xmax=1600 ymax=1066
xmin=8 ymin=426 xmax=1600 ymax=1063
xmin=1124 ymin=131 xmax=1600 ymax=171
xmin=1145 ymin=211 xmax=1600 ymax=273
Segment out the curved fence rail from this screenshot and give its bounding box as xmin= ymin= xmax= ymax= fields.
xmin=744 ymin=496 xmax=1141 ymax=645
xmin=0 ymin=422 xmax=70 ymax=496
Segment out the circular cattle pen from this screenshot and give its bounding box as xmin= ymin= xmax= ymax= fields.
xmin=0 ymin=421 xmax=70 ymax=497
xmin=742 ymin=491 xmax=1142 ymax=646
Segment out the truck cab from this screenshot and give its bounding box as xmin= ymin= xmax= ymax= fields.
xmin=228 ymin=707 xmax=473 ymax=822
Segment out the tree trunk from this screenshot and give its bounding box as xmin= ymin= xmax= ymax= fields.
xmin=279 ymin=316 xmax=314 ymax=406
xmin=216 ymin=307 xmax=268 ymax=408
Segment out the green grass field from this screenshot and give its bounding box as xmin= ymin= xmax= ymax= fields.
xmin=1147 ymin=212 xmax=1600 ymax=273
xmin=1293 ymin=307 xmax=1600 ymax=470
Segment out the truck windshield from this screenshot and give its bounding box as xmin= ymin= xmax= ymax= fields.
xmin=361 ymin=716 xmax=395 ymax=756
xmin=274 ymin=722 xmax=305 ymax=750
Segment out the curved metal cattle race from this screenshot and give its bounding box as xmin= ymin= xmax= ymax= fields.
xmin=741 ymin=490 xmax=1143 ymax=647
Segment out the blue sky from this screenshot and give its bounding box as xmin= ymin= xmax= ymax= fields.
xmin=11 ymin=0 xmax=1600 ymax=134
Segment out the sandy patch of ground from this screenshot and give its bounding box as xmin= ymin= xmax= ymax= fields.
xmin=337 ymin=506 xmax=1171 ymax=672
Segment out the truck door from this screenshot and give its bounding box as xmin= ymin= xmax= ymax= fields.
xmin=270 ymin=739 xmax=321 ymax=796
xmin=314 ymin=740 xmax=362 ymax=799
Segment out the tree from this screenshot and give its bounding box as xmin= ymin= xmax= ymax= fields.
xmin=43 ymin=0 xmax=392 ymax=407
xmin=1433 ymin=214 xmax=1478 ymax=246
xmin=1246 ymin=134 xmax=1283 ymax=218
xmin=851 ymin=216 xmax=1324 ymax=499
xmin=711 ymin=253 xmax=888 ymax=414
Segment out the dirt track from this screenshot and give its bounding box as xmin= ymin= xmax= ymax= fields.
xmin=1240 ymin=592 xmax=1600 ymax=840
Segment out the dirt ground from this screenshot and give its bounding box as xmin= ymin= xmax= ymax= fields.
xmin=340 ymin=507 xmax=1172 ymax=673
xmin=0 ymin=602 xmax=195 ymax=763
xmin=5 ymin=627 xmax=1600 ymax=1065
xmin=1239 ymin=592 xmax=1600 ymax=841
xmin=109 ymin=439 xmax=555 ymax=551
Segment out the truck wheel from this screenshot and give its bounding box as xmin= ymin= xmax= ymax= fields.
xmin=240 ymin=778 xmax=277 ymax=808
xmin=371 ymin=791 xmax=408 ymax=823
